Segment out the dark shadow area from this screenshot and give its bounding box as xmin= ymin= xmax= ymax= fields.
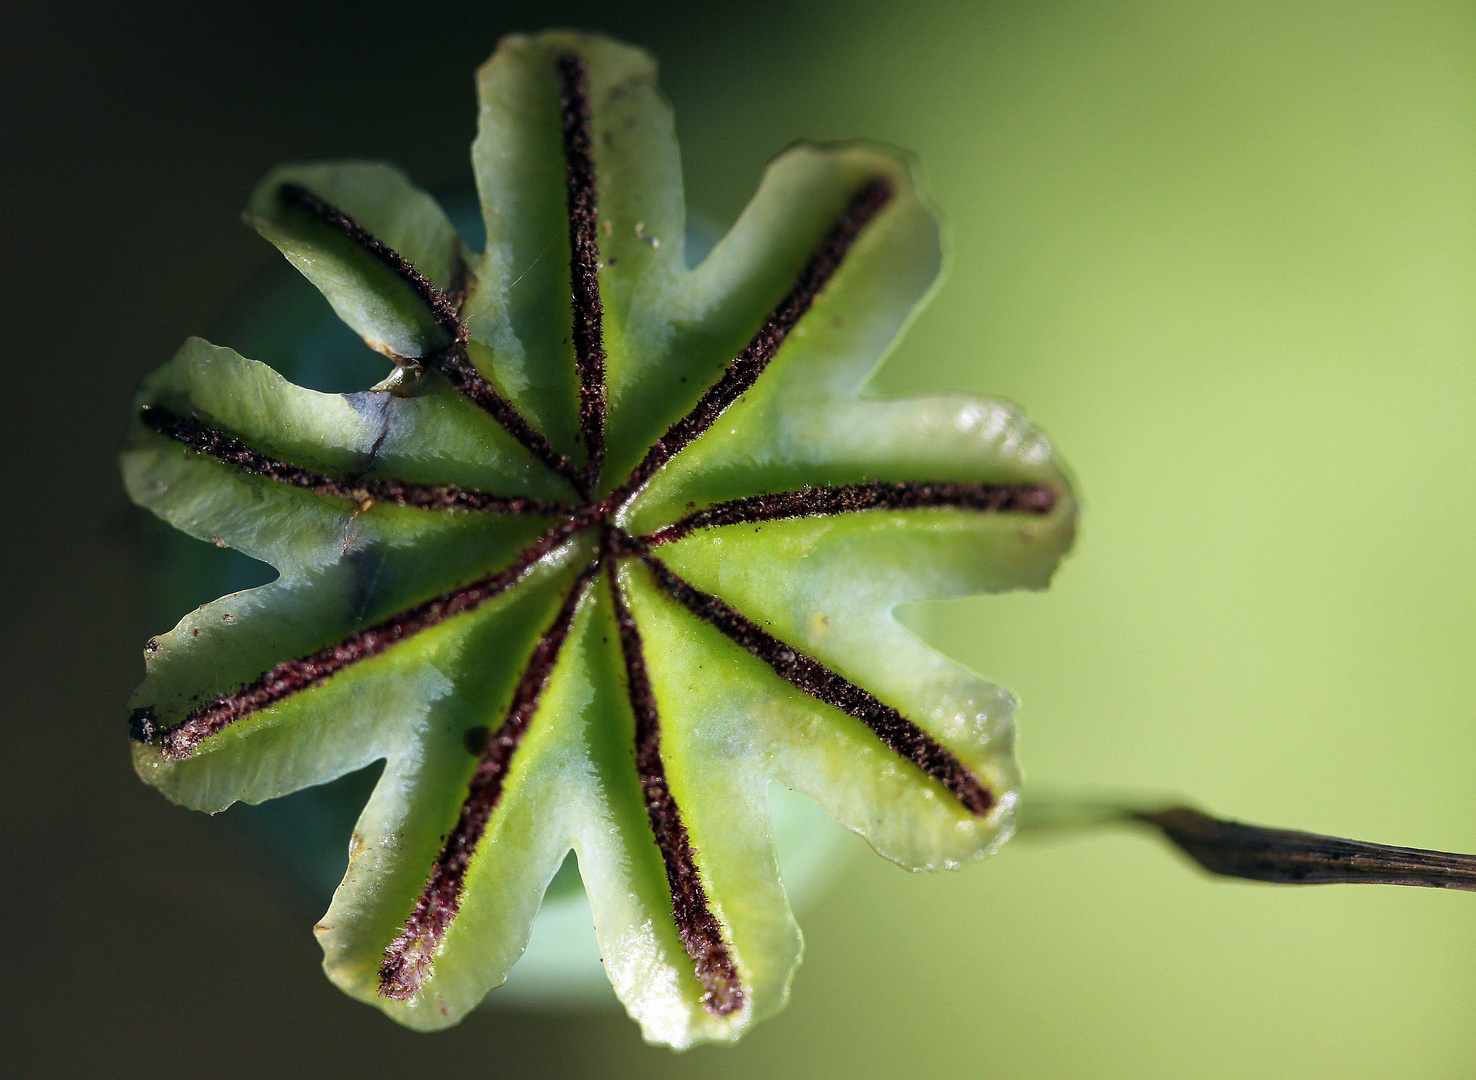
xmin=0 ymin=2 xmax=813 ymax=1076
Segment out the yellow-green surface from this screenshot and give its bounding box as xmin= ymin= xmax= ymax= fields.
xmin=577 ymin=1 xmax=1476 ymax=1076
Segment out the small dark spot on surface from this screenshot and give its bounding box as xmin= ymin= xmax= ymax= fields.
xmin=463 ymin=725 xmax=491 ymax=756
xmin=145 ymin=638 xmax=160 ymax=654
xmin=128 ymin=706 xmax=157 ymax=742
xmin=608 ymin=256 xmax=618 ymax=266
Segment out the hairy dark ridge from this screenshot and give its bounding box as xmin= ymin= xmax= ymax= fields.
xmin=144 ymin=521 xmax=585 ymax=760
xmin=379 ymin=563 xmax=599 ymax=1001
xmin=557 ymin=52 xmax=608 ymax=486
xmin=641 ymin=480 xmax=1058 ymax=546
xmin=430 ymin=349 xmax=587 ymax=493
xmin=639 ymin=553 xmax=994 ymax=816
xmin=612 ymin=177 xmax=894 ymax=503
xmin=276 ymin=182 xmax=585 ymax=494
xmin=278 ymin=182 xmax=461 ymax=337
xmin=608 ymin=560 xmax=745 ymax=1015
xmin=141 ymin=406 xmax=572 ymax=516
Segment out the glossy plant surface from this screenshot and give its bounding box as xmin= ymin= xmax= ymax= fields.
xmin=120 ymin=30 xmax=1075 ymax=1046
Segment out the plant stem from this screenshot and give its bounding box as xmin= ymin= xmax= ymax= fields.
xmin=1019 ymin=797 xmax=1476 ymax=891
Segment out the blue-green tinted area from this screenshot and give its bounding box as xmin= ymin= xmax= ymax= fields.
xmin=153 ymin=191 xmax=500 ymax=901
xmin=228 ymin=759 xmax=584 ymax=913
xmin=155 ymin=194 xmax=765 ymax=936
xmin=205 ymin=188 xmax=490 ymax=395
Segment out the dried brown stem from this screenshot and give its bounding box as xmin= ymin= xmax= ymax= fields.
xmin=1138 ymin=807 xmax=1476 ymax=891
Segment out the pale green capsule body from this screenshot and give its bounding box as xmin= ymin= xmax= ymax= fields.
xmin=122 ymin=31 xmax=1075 ymax=1047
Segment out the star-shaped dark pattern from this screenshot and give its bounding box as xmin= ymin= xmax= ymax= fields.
xmin=123 ymin=32 xmax=1075 ymax=1046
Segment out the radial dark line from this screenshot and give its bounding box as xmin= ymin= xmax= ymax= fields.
xmin=641 ymin=480 xmax=1058 ymax=546
xmin=140 ymin=406 xmax=573 ymax=517
xmin=432 ymin=350 xmax=587 ymax=495
xmin=557 ymin=52 xmax=608 ymax=486
xmin=379 ymin=562 xmax=599 ymax=1001
xmin=276 ymin=183 xmax=584 ymax=494
xmin=607 ymin=559 xmax=745 ymax=1016
xmin=638 ymin=552 xmax=995 ymax=816
xmin=610 ymin=177 xmax=894 ymax=505
xmin=278 ymin=182 xmax=461 ymax=338
xmin=140 ymin=519 xmax=588 ymax=760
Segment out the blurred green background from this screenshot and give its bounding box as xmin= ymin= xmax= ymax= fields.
xmin=6 ymin=1 xmax=1476 ymax=1076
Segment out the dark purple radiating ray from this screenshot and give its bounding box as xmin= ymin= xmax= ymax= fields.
xmin=556 ymin=52 xmax=608 ymax=485
xmin=640 ymin=479 xmax=1057 ymax=546
xmin=379 ymin=562 xmax=600 ymax=1001
xmin=609 ymin=177 xmax=893 ymax=504
xmin=135 ymin=518 xmax=593 ymax=760
xmin=637 ymin=552 xmax=994 ymax=816
xmin=608 ymin=560 xmax=744 ymax=1015
xmin=140 ymin=406 xmax=574 ymax=516
xmin=276 ymin=183 xmax=584 ymax=494
xmin=277 ymin=182 xmax=464 ymax=339
xmin=428 ymin=351 xmax=587 ymax=494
